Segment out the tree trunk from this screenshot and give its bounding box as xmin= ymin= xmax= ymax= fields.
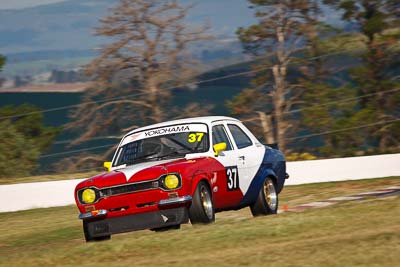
xmin=257 ymin=111 xmax=275 ymax=144
xmin=272 ymin=64 xmax=287 ymax=153
xmin=272 ymin=22 xmax=288 ymax=153
xmin=148 ymin=78 xmax=163 ymax=123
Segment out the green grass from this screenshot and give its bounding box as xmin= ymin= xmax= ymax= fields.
xmin=0 ymin=177 xmax=399 ymax=266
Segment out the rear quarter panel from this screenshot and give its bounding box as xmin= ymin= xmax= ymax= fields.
xmin=238 ymin=146 xmax=286 ymax=207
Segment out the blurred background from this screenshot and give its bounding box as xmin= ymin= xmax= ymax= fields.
xmin=0 ymin=0 xmax=399 ymax=180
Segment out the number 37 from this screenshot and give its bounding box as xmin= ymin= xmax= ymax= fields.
xmin=188 ymin=132 xmax=204 ymax=143
xmin=226 ymin=166 xmax=239 ymax=191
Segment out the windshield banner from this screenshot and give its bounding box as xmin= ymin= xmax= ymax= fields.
xmin=121 ymin=123 xmax=208 ymax=146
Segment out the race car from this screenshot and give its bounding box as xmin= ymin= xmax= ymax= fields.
xmin=75 ymin=116 xmax=287 ymax=241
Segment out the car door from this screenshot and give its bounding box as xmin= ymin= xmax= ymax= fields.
xmin=225 ymin=122 xmax=265 ymax=197
xmin=211 ymin=123 xmax=246 ymax=208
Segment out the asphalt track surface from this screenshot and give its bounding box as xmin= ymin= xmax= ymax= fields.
xmin=282 ymin=185 xmax=400 ymax=213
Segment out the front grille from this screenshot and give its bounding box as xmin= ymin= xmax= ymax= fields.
xmin=100 ymin=181 xmax=158 ymax=197
xmin=77 ymin=173 xmax=181 ymax=204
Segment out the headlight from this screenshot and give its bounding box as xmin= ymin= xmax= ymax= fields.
xmin=163 ymin=174 xmax=180 ymax=189
xmin=82 ymin=188 xmax=96 ymax=204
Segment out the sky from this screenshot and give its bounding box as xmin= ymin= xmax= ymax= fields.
xmin=0 ymin=0 xmax=65 ymax=9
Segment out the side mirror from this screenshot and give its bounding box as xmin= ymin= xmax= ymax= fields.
xmin=213 ymin=142 xmax=227 ymax=157
xmin=103 ymin=161 xmax=112 ymax=172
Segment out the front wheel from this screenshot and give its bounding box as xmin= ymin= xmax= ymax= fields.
xmin=83 ymin=221 xmax=111 ymax=242
xmin=189 ymin=181 xmax=215 ymax=224
xmin=250 ymin=177 xmax=278 ymax=216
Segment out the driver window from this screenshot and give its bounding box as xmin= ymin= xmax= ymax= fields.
xmin=212 ymin=125 xmax=233 ymax=151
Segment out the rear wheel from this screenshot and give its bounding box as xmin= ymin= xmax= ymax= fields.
xmin=189 ymin=181 xmax=215 ymax=224
xmin=250 ymin=177 xmax=278 ymax=216
xmin=83 ymin=221 xmax=111 ymax=242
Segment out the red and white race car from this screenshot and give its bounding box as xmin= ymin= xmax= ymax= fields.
xmin=75 ymin=116 xmax=287 ymax=241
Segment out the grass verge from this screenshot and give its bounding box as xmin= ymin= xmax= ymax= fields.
xmin=0 ymin=171 xmax=100 ymax=185
xmin=0 ymin=177 xmax=399 ymax=267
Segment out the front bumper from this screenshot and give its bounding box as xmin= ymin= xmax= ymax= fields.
xmin=78 ymin=195 xmax=192 ymax=220
xmin=158 ymin=195 xmax=192 ymax=207
xmin=84 ymin=207 xmax=189 ymax=237
xmin=78 ymin=195 xmax=192 ymax=237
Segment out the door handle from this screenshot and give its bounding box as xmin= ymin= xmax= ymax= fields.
xmin=238 ymin=156 xmax=245 ymax=160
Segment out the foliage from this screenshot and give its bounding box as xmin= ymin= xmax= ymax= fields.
xmin=286 ymin=152 xmax=317 ymax=161
xmin=0 ymin=55 xmax=5 ymax=86
xmin=0 ymin=120 xmax=39 ymax=178
xmin=231 ymin=0 xmax=400 ymax=156
xmin=294 ymin=9 xmax=363 ymax=156
xmin=0 ymin=55 xmax=5 ymax=72
xmin=324 ymin=0 xmax=400 ymax=152
xmin=0 ymin=104 xmax=60 ymax=178
xmin=232 ymin=1 xmax=320 ymax=153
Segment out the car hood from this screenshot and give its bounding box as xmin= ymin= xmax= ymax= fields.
xmin=76 ymin=156 xmax=209 ymax=190
xmin=115 ymin=158 xmax=181 ymax=182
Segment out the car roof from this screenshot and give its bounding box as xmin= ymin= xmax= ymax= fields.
xmin=126 ymin=116 xmax=240 ymax=135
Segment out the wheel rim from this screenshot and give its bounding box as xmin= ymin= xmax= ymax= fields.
xmin=200 ymin=185 xmax=213 ymax=219
xmin=264 ymin=179 xmax=277 ymax=210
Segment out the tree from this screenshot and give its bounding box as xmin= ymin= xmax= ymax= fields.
xmin=0 ymin=120 xmax=39 ymax=178
xmin=294 ymin=1 xmax=361 ymax=156
xmin=66 ymin=0 xmax=209 ymax=163
xmin=0 ymin=105 xmax=60 ymax=178
xmin=324 ymin=0 xmax=400 ymax=152
xmin=231 ymin=0 xmax=317 ymax=153
xmin=0 ymin=55 xmax=5 ymax=87
xmin=0 ymin=55 xmax=5 ymax=72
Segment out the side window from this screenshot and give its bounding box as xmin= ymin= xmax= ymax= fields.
xmin=228 ymin=124 xmax=253 ymax=149
xmin=212 ymin=125 xmax=233 ymax=151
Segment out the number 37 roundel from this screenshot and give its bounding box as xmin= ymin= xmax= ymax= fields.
xmin=226 ymin=166 xmax=239 ymax=191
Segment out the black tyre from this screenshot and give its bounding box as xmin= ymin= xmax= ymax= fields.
xmin=83 ymin=221 xmax=111 ymax=242
xmin=151 ymin=224 xmax=181 ymax=232
xmin=250 ymin=177 xmax=278 ymax=216
xmin=189 ymin=181 xmax=215 ymax=224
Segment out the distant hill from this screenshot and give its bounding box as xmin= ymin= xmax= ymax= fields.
xmin=0 ymin=0 xmax=344 ymax=78
xmin=0 ymin=0 xmax=256 ymax=54
xmin=0 ymin=0 xmax=260 ymax=77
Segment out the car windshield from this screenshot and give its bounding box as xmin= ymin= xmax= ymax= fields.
xmin=113 ymin=126 xmax=209 ymax=167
